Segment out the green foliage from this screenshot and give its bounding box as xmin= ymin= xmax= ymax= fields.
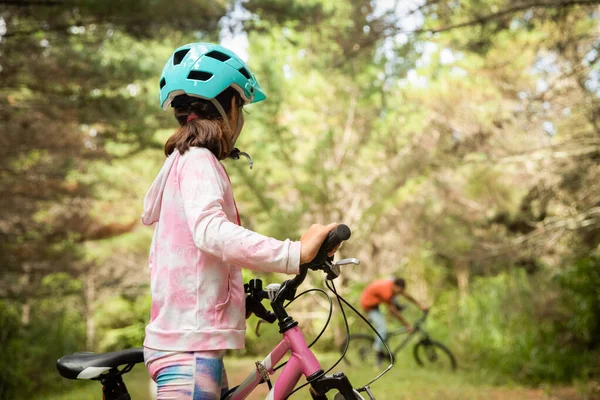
xmin=0 ymin=0 xmax=225 ymax=303
xmin=0 ymin=299 xmax=86 ymax=400
xmin=0 ymin=302 xmax=27 ymax=399
xmin=557 ymin=255 xmax=600 ymax=351
xmin=95 ymin=295 xmax=151 ymax=352
xmin=430 ymin=269 xmax=599 ymax=383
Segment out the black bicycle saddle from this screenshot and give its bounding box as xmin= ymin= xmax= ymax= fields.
xmin=57 ymin=348 xmax=144 ymax=380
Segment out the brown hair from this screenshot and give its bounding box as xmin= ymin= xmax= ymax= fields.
xmin=164 ymin=88 xmax=243 ymax=159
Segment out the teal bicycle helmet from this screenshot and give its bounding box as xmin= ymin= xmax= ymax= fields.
xmin=159 ymin=42 xmax=266 ymax=110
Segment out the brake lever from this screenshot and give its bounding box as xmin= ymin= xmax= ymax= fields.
xmin=324 ymin=258 xmax=361 ymax=280
xmin=322 ymin=259 xmax=338 ymax=281
xmin=334 ymin=258 xmax=360 ymax=266
xmin=255 ymin=320 xmax=265 ymax=337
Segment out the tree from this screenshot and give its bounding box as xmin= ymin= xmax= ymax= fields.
xmin=0 ymin=0 xmax=229 ymax=302
xmin=0 ymin=2 xmax=229 ymax=396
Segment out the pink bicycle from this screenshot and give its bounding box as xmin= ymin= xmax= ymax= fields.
xmin=57 ymin=225 xmax=392 ymax=399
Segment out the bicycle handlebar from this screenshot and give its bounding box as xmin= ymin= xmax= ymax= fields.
xmin=246 ymin=224 xmax=352 ymax=328
xmin=308 ymin=224 xmax=352 ymax=267
xmin=288 ymin=224 xmax=351 ymax=291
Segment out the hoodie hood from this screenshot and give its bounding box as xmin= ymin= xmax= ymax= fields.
xmin=142 ymin=151 xmax=180 ymax=226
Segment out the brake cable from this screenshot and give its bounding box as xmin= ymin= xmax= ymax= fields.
xmin=283 ymin=279 xmax=352 ymax=399
xmin=284 ymin=280 xmax=350 ymax=400
xmin=284 ymin=279 xmax=395 ymax=399
xmin=271 ymin=287 xmax=333 ymax=372
xmin=285 ymin=288 xmax=334 ymax=351
xmin=327 ymin=280 xmax=395 ymax=389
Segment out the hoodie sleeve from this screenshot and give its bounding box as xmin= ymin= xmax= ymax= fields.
xmin=179 ymin=150 xmax=300 ymax=275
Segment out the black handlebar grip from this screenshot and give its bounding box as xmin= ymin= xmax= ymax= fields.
xmin=305 ymin=224 xmax=352 ymax=268
xmin=321 ymin=224 xmax=351 ymax=254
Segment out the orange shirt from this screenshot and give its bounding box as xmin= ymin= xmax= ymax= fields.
xmin=360 ymin=279 xmax=395 ymax=310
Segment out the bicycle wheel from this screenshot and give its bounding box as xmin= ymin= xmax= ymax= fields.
xmin=341 ymin=334 xmax=388 ymax=367
xmin=412 ymin=339 xmax=457 ymax=371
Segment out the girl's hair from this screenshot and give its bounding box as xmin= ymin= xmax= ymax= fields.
xmin=164 ymin=88 xmax=244 ymax=158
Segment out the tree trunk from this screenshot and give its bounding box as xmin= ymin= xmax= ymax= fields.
xmin=455 ymin=262 xmax=470 ymax=317
xmin=85 ymin=270 xmax=96 ymax=349
xmin=455 ymin=262 xmax=470 ymax=299
xmin=20 ymin=264 xmax=31 ymax=325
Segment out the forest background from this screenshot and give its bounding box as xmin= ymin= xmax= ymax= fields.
xmin=1 ymin=0 xmax=599 ymax=399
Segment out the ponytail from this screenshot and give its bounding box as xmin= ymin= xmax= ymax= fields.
xmin=164 ymin=89 xmax=243 ymax=159
xmin=164 ymin=117 xmax=231 ymax=159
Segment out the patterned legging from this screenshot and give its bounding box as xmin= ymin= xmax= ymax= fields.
xmin=145 ymin=349 xmax=229 ymax=400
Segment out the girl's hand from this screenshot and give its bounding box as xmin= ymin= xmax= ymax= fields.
xmin=299 ymin=223 xmax=339 ymax=264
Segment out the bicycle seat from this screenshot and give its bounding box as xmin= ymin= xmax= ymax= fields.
xmin=57 ymin=348 xmax=144 ymax=380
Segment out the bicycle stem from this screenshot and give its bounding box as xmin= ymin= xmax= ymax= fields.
xmin=269 ymin=264 xmax=311 ymax=331
xmin=248 ymin=225 xmax=350 ymax=328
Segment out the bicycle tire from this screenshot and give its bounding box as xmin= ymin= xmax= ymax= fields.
xmin=412 ymin=339 xmax=457 ymax=371
xmin=340 ymin=334 xmax=390 ymax=367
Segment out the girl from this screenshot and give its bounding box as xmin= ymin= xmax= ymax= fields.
xmin=141 ymin=42 xmax=338 ymax=399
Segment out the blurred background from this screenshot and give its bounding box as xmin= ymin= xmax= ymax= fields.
xmin=1 ymin=0 xmax=599 ymax=399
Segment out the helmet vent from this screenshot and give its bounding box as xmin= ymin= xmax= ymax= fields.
xmin=159 ymin=78 xmax=166 ymax=89
xmin=238 ymin=67 xmax=251 ymax=79
xmin=205 ymin=50 xmax=230 ymax=62
xmin=173 ymin=49 xmax=190 ymax=66
xmin=187 ymin=71 xmax=214 ymax=81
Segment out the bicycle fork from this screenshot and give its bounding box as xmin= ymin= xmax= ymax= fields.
xmin=308 ymin=371 xmax=367 ymax=400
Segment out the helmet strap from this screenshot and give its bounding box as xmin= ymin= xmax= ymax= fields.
xmin=210 ymin=98 xmax=232 ymax=133
xmin=210 ymin=98 xmax=244 ymax=157
xmin=228 ymin=148 xmax=253 ymax=169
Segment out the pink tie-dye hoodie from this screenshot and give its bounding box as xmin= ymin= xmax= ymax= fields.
xmin=141 ymin=147 xmax=301 ymax=352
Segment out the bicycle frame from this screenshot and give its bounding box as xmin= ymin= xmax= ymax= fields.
xmin=224 ymin=325 xmax=321 ymax=400
xmin=387 ymin=314 xmax=430 ymax=355
xmin=388 ymin=329 xmax=420 ymax=355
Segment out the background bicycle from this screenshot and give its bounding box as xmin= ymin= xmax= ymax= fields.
xmin=341 ymin=311 xmax=457 ymax=372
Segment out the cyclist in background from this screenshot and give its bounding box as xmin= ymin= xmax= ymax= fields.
xmin=360 ymin=278 xmax=428 ymax=365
